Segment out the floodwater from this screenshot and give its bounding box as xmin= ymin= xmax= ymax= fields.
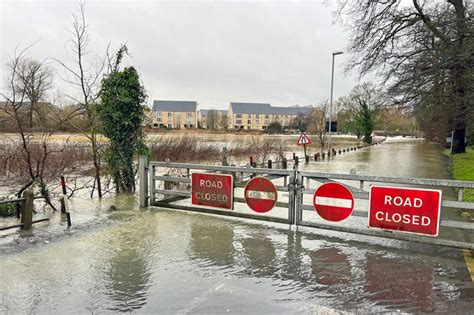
xmin=1 ymin=137 xmax=473 ymax=313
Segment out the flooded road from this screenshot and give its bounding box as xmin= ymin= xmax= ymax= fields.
xmin=1 ymin=137 xmax=473 ymax=313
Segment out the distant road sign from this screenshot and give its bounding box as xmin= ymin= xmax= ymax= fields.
xmin=244 ymin=177 xmax=278 ymax=213
xmin=313 ymin=182 xmax=354 ymax=222
xmin=192 ymin=173 xmax=233 ymax=210
xmin=297 ymin=132 xmax=312 ymax=145
xmin=369 ymin=185 xmax=441 ymax=236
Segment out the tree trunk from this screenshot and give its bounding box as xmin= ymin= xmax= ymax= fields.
xmin=451 ymin=125 xmax=466 ymax=153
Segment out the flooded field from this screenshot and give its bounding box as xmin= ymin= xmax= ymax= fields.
xmin=1 ymin=137 xmax=473 ymax=313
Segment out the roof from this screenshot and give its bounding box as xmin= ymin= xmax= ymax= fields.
xmin=200 ymin=109 xmax=228 ymax=116
xmin=152 ymin=100 xmax=197 ymax=112
xmin=230 ymin=102 xmax=273 ymax=114
xmin=271 ymin=105 xmax=313 ymax=115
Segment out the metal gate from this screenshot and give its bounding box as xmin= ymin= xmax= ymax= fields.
xmin=138 ymin=157 xmax=474 ymax=250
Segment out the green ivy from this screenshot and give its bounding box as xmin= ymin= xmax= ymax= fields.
xmin=98 ymin=64 xmax=148 ymax=193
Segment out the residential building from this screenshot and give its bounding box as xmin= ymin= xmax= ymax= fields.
xmin=228 ymin=102 xmax=313 ymax=130
xmin=199 ymin=109 xmax=228 ymax=129
xmin=151 ymin=100 xmax=197 ymax=128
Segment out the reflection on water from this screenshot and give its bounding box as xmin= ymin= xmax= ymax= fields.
xmin=364 ymin=253 xmax=433 ymax=312
xmin=102 ymin=228 xmax=153 ymax=312
xmin=310 ymin=248 xmax=351 ymax=286
xmin=0 ymin=209 xmax=473 ymax=313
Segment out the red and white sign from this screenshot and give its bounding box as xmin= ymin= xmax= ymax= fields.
xmin=313 ymin=182 xmax=354 ymax=222
xmin=297 ymin=132 xmax=312 ymax=145
xmin=369 ymin=185 xmax=441 ymax=236
xmin=244 ymin=177 xmax=278 ymax=213
xmin=192 ymin=173 xmax=233 ymax=210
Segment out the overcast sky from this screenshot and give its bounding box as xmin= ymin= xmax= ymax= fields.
xmin=1 ymin=0 xmax=360 ymax=110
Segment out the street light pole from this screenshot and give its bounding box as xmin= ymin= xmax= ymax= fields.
xmin=328 ymin=51 xmax=343 ymax=152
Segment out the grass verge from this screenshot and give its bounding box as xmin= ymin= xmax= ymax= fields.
xmin=445 ymin=148 xmax=474 ymax=220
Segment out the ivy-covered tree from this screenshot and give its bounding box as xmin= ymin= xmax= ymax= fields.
xmin=356 ymin=99 xmax=375 ymax=144
xmin=98 ymin=61 xmax=148 ymax=193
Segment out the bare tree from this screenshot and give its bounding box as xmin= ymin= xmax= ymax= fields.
xmin=335 ymin=0 xmax=473 ymax=153
xmin=220 ymin=113 xmax=229 ymax=129
xmin=14 ymin=58 xmax=53 ymax=129
xmin=0 ymin=46 xmax=59 ymax=211
xmin=55 ymin=2 xmax=107 ymax=197
xmin=307 ymin=102 xmax=328 ymax=148
xmin=206 ymin=109 xmax=219 ymax=129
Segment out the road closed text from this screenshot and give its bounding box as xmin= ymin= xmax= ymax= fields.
xmin=191 ymin=173 xmax=233 ymax=210
xmin=369 ymin=186 xmax=441 ymax=236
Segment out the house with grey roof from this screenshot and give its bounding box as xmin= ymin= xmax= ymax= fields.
xmin=151 ymin=100 xmax=198 ymax=128
xmin=228 ymin=102 xmax=313 ymax=130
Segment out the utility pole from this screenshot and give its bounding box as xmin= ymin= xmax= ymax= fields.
xmin=328 ymin=51 xmax=343 ymax=151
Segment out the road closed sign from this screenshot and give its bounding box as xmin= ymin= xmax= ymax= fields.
xmin=192 ymin=173 xmax=233 ymax=210
xmin=369 ymin=185 xmax=442 ymax=236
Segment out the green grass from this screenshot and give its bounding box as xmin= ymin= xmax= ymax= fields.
xmin=448 ymin=148 xmax=474 ymax=202
xmin=445 ymin=148 xmax=474 ymax=220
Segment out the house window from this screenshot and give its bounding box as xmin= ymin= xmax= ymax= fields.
xmin=167 ymin=124 xmax=172 ymax=128
xmin=236 ymin=114 xmax=242 ymax=118
xmin=265 ymin=115 xmax=270 ymax=119
xmin=187 ymin=112 xmax=192 ymax=117
xmin=265 ymin=120 xmax=270 ymax=125
xmin=168 ymin=112 xmax=172 ymax=117
xmin=157 ymin=112 xmax=162 ymax=117
xmin=256 ymin=114 xmax=259 ymax=118
xmin=256 ymin=120 xmax=259 ymax=124
xmin=236 ymin=119 xmax=242 ymax=124
xmin=157 ymin=118 xmax=162 ymax=122
xmin=247 ymin=120 xmax=251 ymax=124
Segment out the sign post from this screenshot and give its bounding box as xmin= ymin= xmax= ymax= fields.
xmin=297 ymin=132 xmax=312 ymax=159
xmin=192 ymin=173 xmax=233 ymax=210
xmin=368 ymin=185 xmax=442 ymax=236
xmin=313 ymin=182 xmax=354 ymax=222
xmin=244 ymin=176 xmax=278 ymax=213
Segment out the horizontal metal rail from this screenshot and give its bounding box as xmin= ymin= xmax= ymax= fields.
xmin=299 ymin=220 xmax=474 ymax=250
xmin=300 ymin=171 xmax=474 ymax=189
xmin=150 ymin=161 xmax=294 ymax=176
xmin=0 ymin=196 xmax=46 ymax=205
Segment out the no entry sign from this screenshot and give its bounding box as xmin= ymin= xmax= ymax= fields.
xmin=192 ymin=173 xmax=233 ymax=210
xmin=369 ymin=185 xmax=441 ymax=236
xmin=244 ymin=177 xmax=278 ymax=213
xmin=313 ymin=182 xmax=354 ymax=222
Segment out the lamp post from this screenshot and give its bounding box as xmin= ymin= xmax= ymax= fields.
xmin=328 ymin=51 xmax=343 ymax=152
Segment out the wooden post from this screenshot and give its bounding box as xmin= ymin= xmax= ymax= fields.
xmin=221 ymin=146 xmax=229 ymax=166
xmin=294 ymin=156 xmax=299 ymax=166
xmin=21 ymin=190 xmax=34 ymax=230
xmin=305 ymin=155 xmax=309 ymax=163
xmin=282 ymin=158 xmax=287 ymax=169
xmin=267 ymin=160 xmax=272 ymax=169
xmin=292 ymin=152 xmax=296 ymax=160
xmin=139 ymin=155 xmax=149 ymax=207
xmin=322 ymin=152 xmax=325 ymax=159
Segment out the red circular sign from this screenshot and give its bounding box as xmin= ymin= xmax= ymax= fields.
xmin=313 ymin=182 xmax=354 ymax=222
xmin=244 ymin=177 xmax=278 ymax=213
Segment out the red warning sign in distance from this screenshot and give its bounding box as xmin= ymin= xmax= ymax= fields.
xmin=313 ymin=182 xmax=355 ymax=222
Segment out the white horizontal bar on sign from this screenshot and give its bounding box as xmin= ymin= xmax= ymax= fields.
xmin=314 ymin=196 xmax=352 ymax=208
xmin=246 ymin=190 xmax=276 ymax=201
